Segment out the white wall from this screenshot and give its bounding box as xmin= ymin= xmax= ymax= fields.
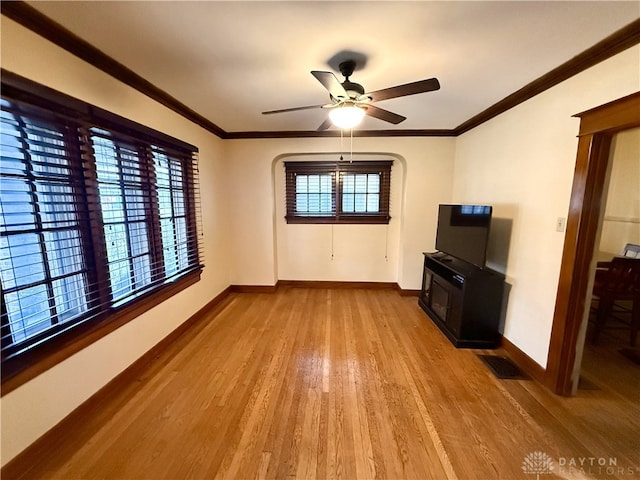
xmin=453 ymin=45 xmax=640 ymax=368
xmin=223 ymin=136 xmax=455 ymax=289
xmin=0 ymin=18 xmax=232 ymax=466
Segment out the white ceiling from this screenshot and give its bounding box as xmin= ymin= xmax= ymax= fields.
xmin=26 ymin=1 xmax=640 ymax=134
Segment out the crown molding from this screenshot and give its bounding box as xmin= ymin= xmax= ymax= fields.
xmin=224 ymin=129 xmax=456 ymax=139
xmin=3 ymin=1 xmax=639 ymax=140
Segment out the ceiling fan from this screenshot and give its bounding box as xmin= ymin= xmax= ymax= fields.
xmin=262 ymin=59 xmax=440 ymax=130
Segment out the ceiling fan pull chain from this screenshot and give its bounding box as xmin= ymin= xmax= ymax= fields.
xmin=385 ymin=223 xmax=389 ymax=262
xmin=331 ymin=224 xmax=335 ymax=261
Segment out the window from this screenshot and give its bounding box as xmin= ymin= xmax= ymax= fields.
xmin=284 ymin=160 xmax=392 ymax=224
xmin=1 ymin=108 xmax=91 ymax=345
xmin=0 ymin=73 xmax=202 ymax=380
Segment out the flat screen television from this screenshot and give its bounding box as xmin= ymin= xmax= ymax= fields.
xmin=435 ymin=204 xmax=492 ymax=268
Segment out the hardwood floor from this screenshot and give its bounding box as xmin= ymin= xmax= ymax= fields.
xmin=581 ymin=308 xmax=640 ymax=405
xmin=5 ymin=287 xmax=640 ymax=480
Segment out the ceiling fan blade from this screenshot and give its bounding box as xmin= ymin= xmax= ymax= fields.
xmin=365 ymin=105 xmax=406 ymax=124
xmin=311 ymin=71 xmax=349 ymax=100
xmin=262 ymin=104 xmax=325 ymax=115
xmin=366 ymin=78 xmax=440 ymax=102
xmin=317 ymin=117 xmax=333 ymax=131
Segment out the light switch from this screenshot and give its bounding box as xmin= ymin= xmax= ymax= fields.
xmin=556 ymin=217 xmax=566 ymax=232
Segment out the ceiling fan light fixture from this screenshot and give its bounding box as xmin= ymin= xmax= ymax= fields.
xmin=329 ymin=105 xmax=365 ymax=129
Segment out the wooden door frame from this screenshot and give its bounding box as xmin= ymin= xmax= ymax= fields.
xmin=545 ymin=92 xmax=640 ymax=395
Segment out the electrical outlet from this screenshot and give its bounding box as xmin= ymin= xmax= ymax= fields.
xmin=556 ymin=217 xmax=566 ymax=232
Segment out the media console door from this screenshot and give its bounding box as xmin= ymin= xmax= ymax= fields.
xmin=418 ymin=253 xmax=503 ymax=348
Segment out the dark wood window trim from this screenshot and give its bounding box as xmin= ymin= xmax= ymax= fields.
xmin=285 ymin=160 xmax=392 ymax=224
xmin=0 ymin=71 xmax=204 ymax=395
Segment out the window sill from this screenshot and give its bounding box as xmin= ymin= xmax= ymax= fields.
xmin=1 ymin=269 xmax=202 ymax=396
xmin=285 ymin=215 xmax=391 ymax=225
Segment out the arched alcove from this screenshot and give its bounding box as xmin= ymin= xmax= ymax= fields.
xmin=270 ymin=152 xmax=408 ymax=284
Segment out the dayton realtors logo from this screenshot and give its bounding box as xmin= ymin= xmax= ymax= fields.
xmin=556 ymin=456 xmax=638 ymax=477
xmin=522 ymin=451 xmax=554 ymax=480
xmin=522 ymin=452 xmax=639 ymax=478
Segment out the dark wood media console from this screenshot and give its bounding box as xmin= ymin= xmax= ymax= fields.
xmin=418 ymin=252 xmax=504 ymax=348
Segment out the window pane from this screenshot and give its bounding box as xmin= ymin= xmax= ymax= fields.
xmin=93 ymin=137 xmax=120 ymax=182
xmin=320 ymin=193 xmax=333 ymax=213
xmin=155 ymin=157 xmax=170 ymax=187
xmin=132 ymin=255 xmax=152 ymax=287
xmin=93 ymin=131 xmax=156 ymax=303
xmin=153 ymin=148 xmax=196 ymax=278
xmin=44 ymin=230 xmax=84 ymax=277
xmin=308 ymin=194 xmax=320 ymax=212
xmin=104 ymin=224 xmax=129 ymax=262
xmin=354 ymin=194 xmax=367 ymax=212
xmin=161 ymin=218 xmax=178 ymax=275
xmin=5 ymin=286 xmax=50 ymax=342
xmin=296 ymin=193 xmax=308 ymax=212
xmin=1 ymin=108 xmax=91 ymax=350
xmin=354 ymin=174 xmax=367 ymax=193
xmin=308 ymin=175 xmax=320 ymax=192
xmin=367 ymin=174 xmax=380 ymax=193
xmin=367 ymin=193 xmax=380 ymax=212
xmin=109 ymin=260 xmax=133 ymax=300
xmin=129 ymin=222 xmax=148 ymax=257
xmin=2 ymin=234 xmax=45 ymax=288
xmin=342 ymin=174 xmax=354 ymax=193
xmin=340 ymin=171 xmax=383 ymax=214
xmin=320 ymin=175 xmax=332 ymax=192
xmin=39 ymin=183 xmax=77 ymax=229
xmin=0 ymin=179 xmax=35 ymax=232
xmin=99 ymin=186 xmax=126 ymax=223
xmin=174 ymin=217 xmax=189 ymax=264
xmin=296 ymin=175 xmax=308 ymax=193
xmin=172 ymin=191 xmax=185 ymax=216
xmin=158 ymin=189 xmax=172 ymax=218
xmin=125 ymin=189 xmax=147 ymax=221
xmin=293 ymin=173 xmax=332 ymax=214
xmin=342 ymin=193 xmax=355 ymax=212
xmin=52 ymin=274 xmax=88 ymax=322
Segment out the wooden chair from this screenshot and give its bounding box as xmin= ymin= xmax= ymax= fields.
xmin=591 ymin=257 xmax=640 ymax=346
